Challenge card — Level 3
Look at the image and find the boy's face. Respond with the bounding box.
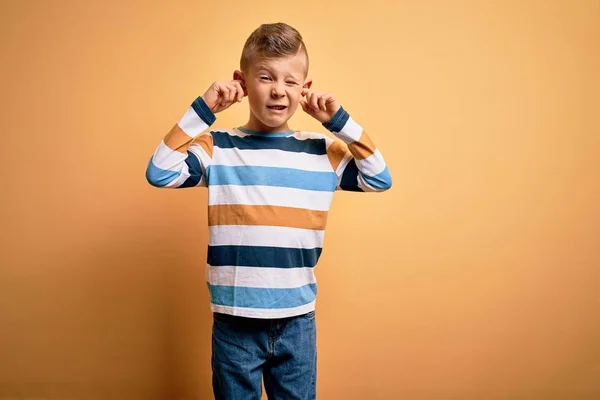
[234,52,312,132]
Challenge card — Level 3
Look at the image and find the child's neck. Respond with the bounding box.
[241,114,290,133]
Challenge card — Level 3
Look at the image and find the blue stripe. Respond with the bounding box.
[237,126,294,138]
[211,131,327,155]
[208,283,317,309]
[361,166,392,190]
[322,106,349,133]
[339,159,364,192]
[191,96,216,126]
[208,245,322,268]
[145,157,181,187]
[206,165,337,192]
[180,150,203,188]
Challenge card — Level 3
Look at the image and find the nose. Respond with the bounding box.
[271,82,285,98]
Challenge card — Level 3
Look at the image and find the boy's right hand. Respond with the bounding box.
[202,80,246,113]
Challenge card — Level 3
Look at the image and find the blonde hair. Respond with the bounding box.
[240,22,309,73]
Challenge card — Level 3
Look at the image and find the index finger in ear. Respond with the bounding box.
[301,88,310,97]
[233,81,245,101]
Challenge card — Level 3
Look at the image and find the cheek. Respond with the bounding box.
[247,90,264,110]
[287,90,301,105]
[248,86,267,102]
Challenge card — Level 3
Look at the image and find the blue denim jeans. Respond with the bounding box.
[211,310,317,400]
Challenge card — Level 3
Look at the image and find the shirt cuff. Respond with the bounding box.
[322,106,350,134]
[191,96,217,126]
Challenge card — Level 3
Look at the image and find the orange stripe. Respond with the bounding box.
[191,133,214,158]
[326,139,349,172]
[208,204,328,230]
[348,130,376,160]
[164,124,194,154]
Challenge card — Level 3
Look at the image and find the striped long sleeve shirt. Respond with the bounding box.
[146,96,392,318]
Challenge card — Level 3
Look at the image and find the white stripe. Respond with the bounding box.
[152,141,210,186]
[208,185,333,211]
[335,153,354,178]
[209,225,325,248]
[212,147,333,172]
[164,164,191,187]
[324,136,334,149]
[210,300,316,319]
[357,174,379,192]
[152,141,187,170]
[355,149,387,177]
[178,107,210,137]
[336,116,363,144]
[207,265,316,289]
[294,131,328,141]
[188,143,213,168]
[230,128,251,138]
[150,141,193,187]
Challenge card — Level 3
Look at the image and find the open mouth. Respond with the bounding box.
[267,105,287,111]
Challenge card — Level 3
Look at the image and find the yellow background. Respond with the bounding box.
[1,0,599,398]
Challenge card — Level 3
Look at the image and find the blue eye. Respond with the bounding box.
[260,76,271,81]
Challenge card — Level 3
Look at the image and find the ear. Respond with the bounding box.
[233,70,248,96]
[303,78,313,90]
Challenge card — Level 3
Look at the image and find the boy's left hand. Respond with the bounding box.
[300,88,341,124]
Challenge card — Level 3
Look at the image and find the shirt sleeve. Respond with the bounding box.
[145,96,216,189]
[324,106,392,192]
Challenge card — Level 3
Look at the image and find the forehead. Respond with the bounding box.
[250,53,307,77]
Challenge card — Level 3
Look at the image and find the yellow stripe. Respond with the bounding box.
[191,133,214,158]
[208,204,328,230]
[327,139,349,172]
[348,129,376,160]
[164,124,194,154]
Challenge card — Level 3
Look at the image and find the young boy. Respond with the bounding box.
[146,22,391,400]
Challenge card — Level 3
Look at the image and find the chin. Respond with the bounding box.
[262,115,291,127]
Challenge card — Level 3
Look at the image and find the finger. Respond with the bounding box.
[230,84,240,103]
[218,86,230,104]
[237,80,248,97]
[301,88,310,97]
[324,93,336,111]
[318,95,327,111]
[224,84,237,103]
[310,93,320,110]
[232,79,247,97]
[307,91,315,106]
[233,81,244,101]
[300,100,309,113]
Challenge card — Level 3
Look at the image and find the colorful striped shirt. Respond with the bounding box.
[146,96,392,318]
